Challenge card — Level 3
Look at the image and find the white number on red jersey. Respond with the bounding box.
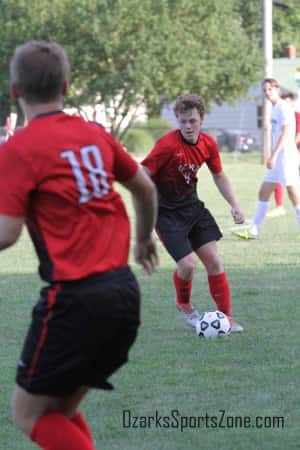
[61,145,109,203]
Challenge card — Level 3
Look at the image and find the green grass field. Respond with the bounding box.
[0,151,299,449]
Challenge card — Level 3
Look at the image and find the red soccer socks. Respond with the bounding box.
[30,413,94,450]
[208,272,231,317]
[173,271,192,307]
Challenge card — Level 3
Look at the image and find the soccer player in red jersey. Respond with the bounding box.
[142,94,244,332]
[0,41,158,450]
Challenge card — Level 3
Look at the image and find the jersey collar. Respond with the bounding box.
[33,110,64,120]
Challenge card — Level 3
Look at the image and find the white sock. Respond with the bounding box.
[294,204,300,225]
[250,201,270,235]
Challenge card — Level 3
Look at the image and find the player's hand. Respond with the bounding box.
[134,236,159,275]
[266,154,275,169]
[231,207,244,224]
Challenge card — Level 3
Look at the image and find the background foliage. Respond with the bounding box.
[0,0,298,136]
[238,0,300,57]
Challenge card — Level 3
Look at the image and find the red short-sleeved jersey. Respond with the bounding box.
[142,129,222,208]
[0,112,138,282]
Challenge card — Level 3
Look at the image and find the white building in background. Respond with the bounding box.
[200,87,261,135]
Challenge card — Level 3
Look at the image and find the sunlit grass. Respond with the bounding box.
[0,152,299,449]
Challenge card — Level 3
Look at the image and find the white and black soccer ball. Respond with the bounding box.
[195,310,231,338]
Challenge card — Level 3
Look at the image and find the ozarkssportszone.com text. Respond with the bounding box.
[122,409,284,431]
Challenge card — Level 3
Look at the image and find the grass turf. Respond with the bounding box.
[0,151,299,449]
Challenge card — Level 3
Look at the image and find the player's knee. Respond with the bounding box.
[11,404,35,436]
[205,258,223,275]
[177,260,196,278]
[286,186,298,203]
[258,190,267,201]
[11,387,42,436]
[258,184,271,201]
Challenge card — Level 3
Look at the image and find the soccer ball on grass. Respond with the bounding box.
[195,310,231,338]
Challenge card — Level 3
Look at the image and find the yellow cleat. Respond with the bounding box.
[231,229,258,240]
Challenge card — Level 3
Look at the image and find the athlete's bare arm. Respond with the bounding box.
[0,215,23,250]
[212,171,244,224]
[121,166,158,274]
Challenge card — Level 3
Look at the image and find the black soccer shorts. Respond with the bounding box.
[156,200,222,262]
[16,266,140,396]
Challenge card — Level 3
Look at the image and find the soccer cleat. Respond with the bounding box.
[176,304,200,328]
[266,206,286,218]
[229,320,244,333]
[231,229,258,240]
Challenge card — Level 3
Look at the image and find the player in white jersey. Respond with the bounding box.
[266,91,300,218]
[233,78,300,240]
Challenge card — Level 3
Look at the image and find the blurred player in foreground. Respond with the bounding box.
[233,79,300,240]
[0,41,158,450]
[142,93,244,332]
